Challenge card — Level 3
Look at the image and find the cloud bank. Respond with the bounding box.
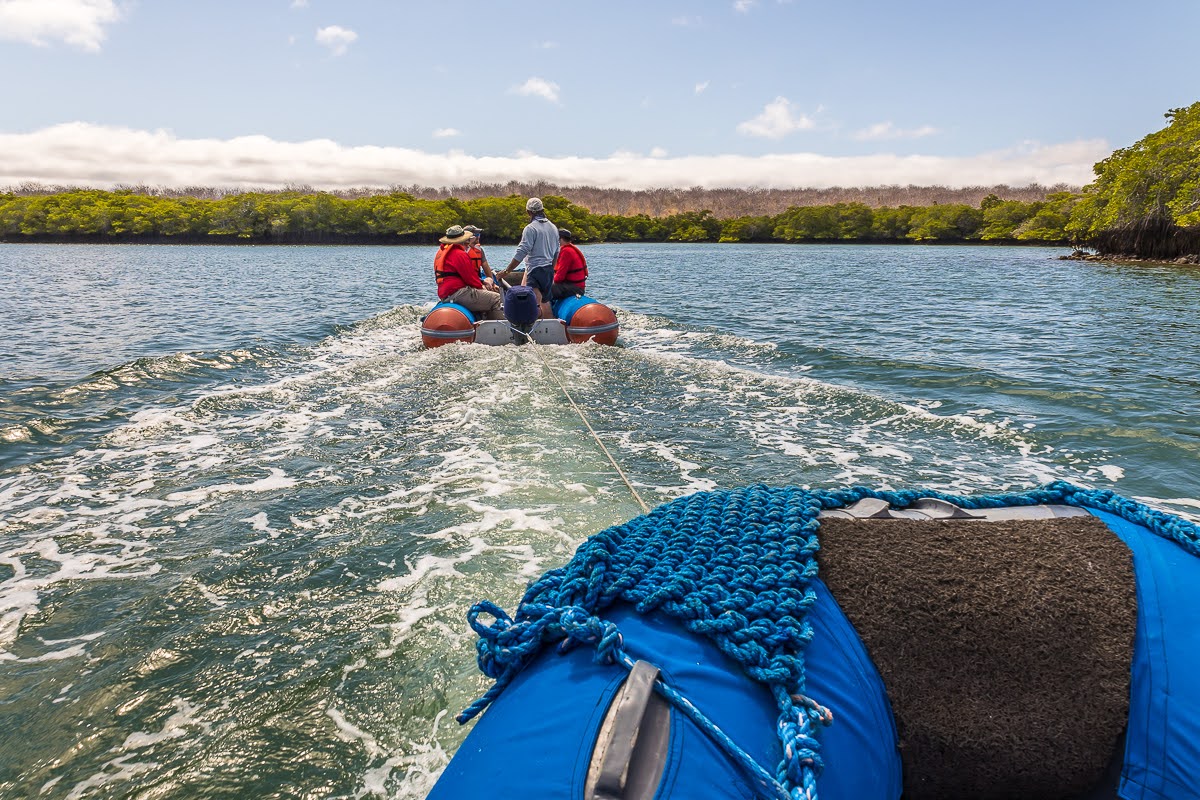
[0,123,1105,190]
[0,0,121,51]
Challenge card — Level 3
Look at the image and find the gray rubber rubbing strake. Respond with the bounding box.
[585,660,672,800]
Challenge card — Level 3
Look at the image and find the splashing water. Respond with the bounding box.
[2,242,1197,797]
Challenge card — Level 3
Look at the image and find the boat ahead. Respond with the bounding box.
[430,482,1200,800]
[420,292,619,348]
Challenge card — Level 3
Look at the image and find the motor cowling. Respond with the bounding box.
[503,286,540,333]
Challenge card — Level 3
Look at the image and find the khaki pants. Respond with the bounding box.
[447,286,503,320]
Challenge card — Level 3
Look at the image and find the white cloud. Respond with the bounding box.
[0,0,121,52]
[672,15,702,26]
[432,128,460,139]
[854,122,940,141]
[694,81,709,95]
[510,77,561,104]
[0,122,1105,190]
[315,25,356,56]
[538,41,558,49]
[290,0,308,7]
[737,97,815,139]
[735,0,791,10]
[649,147,669,158]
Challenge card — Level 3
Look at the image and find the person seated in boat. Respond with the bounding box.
[502,197,558,317]
[463,225,498,292]
[550,228,587,300]
[434,225,503,320]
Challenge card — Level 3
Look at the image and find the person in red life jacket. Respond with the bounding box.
[463,225,498,292]
[434,225,503,319]
[550,228,587,300]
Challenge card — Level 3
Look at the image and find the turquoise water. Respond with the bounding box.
[1,242,1197,798]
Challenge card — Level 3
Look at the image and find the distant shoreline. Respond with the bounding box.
[0,236,1071,248]
[0,183,1188,258]
[0,188,1076,247]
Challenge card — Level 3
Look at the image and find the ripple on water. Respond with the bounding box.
[2,243,1198,798]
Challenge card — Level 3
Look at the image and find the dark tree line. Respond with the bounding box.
[0,189,1075,246]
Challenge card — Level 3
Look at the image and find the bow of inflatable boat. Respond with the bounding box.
[431,483,1200,800]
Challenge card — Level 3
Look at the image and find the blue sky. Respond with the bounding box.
[0,0,1196,190]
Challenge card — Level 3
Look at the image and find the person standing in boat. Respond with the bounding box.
[463,225,498,291]
[434,225,503,319]
[550,228,587,300]
[501,197,558,316]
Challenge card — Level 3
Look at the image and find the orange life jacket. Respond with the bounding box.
[467,245,486,277]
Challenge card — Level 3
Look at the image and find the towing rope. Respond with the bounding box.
[530,342,651,515]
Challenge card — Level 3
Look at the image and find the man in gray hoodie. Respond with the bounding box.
[503,197,559,314]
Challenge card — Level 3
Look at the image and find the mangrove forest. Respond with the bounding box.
[1,102,1196,261]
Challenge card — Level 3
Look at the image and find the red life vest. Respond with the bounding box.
[434,243,469,298]
[555,243,588,286]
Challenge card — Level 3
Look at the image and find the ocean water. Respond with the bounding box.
[1,242,1197,798]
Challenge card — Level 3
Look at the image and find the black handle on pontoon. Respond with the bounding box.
[585,660,672,800]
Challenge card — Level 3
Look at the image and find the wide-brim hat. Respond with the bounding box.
[439,225,473,244]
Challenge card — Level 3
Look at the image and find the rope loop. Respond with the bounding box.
[550,607,625,665]
[466,600,513,640]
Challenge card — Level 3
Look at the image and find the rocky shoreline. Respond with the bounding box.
[1060,250,1200,266]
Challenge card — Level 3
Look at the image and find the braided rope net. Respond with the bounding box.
[458,481,1200,800]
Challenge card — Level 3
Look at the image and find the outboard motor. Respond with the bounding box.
[503,285,540,343]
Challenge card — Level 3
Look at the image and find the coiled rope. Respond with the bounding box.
[457,481,1200,800]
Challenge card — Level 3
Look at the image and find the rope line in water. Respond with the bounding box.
[457,481,1200,799]
[529,342,651,515]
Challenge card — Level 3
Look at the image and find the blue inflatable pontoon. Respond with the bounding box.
[429,483,1200,800]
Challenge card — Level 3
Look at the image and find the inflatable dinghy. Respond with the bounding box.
[420,290,619,348]
[429,482,1200,800]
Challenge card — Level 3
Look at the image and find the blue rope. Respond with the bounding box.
[457,481,1200,800]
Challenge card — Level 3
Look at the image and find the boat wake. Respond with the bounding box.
[1,300,1194,799]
